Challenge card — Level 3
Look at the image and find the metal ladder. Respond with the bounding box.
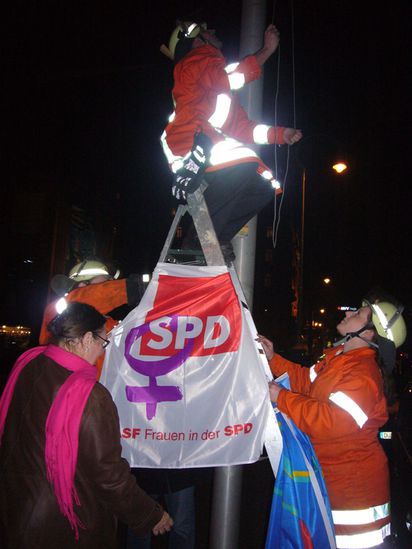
[158,182,226,267]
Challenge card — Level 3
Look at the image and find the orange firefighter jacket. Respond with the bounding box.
[39,279,128,378]
[270,346,391,547]
[161,44,286,188]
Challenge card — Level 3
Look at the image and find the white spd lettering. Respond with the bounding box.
[204,316,230,348]
[146,315,230,350]
[146,316,174,349]
[176,316,203,348]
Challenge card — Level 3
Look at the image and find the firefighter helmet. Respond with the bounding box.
[68,260,113,283]
[366,301,407,348]
[160,21,207,60]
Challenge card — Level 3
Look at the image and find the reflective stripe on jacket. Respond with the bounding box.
[269,346,390,546]
[334,522,390,548]
[333,504,390,548]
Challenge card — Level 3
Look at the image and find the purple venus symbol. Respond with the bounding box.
[124,315,194,420]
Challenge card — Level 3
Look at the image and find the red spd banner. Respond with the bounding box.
[100,263,273,468]
[139,273,241,357]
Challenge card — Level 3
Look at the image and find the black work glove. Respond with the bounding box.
[172,132,212,201]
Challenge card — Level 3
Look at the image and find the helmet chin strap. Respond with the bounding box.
[196,33,209,46]
[334,324,378,349]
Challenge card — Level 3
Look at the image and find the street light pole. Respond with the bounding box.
[297,158,346,339]
[210,2,266,548]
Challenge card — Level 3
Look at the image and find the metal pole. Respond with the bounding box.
[210,2,266,548]
[232,0,266,308]
[210,464,244,549]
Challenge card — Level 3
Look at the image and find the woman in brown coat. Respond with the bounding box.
[0,302,172,548]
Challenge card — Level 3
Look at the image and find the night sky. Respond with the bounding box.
[2,1,411,340]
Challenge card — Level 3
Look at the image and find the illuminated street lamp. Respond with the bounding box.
[332,162,348,174]
[323,277,331,285]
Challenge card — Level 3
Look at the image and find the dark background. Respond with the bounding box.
[1,0,411,346]
[1,3,411,547]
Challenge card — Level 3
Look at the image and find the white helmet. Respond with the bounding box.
[68,260,113,283]
[160,21,207,60]
[367,301,407,348]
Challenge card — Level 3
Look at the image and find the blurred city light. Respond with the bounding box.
[0,324,31,349]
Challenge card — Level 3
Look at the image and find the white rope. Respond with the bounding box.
[272,0,297,250]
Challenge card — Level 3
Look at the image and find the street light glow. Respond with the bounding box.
[323,277,331,285]
[332,162,348,174]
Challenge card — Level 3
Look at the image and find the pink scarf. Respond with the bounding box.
[0,344,96,540]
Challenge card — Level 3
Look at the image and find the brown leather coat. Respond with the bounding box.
[0,353,163,548]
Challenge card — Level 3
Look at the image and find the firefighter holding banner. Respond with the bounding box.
[258,297,407,548]
[160,20,302,261]
[40,259,145,378]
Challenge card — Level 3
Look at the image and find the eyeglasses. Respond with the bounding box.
[94,334,110,349]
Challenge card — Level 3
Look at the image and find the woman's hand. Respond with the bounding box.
[152,511,173,536]
[256,334,275,361]
[268,381,283,403]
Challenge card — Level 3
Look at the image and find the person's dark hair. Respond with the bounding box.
[174,35,196,64]
[47,302,106,344]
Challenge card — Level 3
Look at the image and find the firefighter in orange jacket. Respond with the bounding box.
[258,299,407,548]
[40,260,144,378]
[160,21,302,260]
